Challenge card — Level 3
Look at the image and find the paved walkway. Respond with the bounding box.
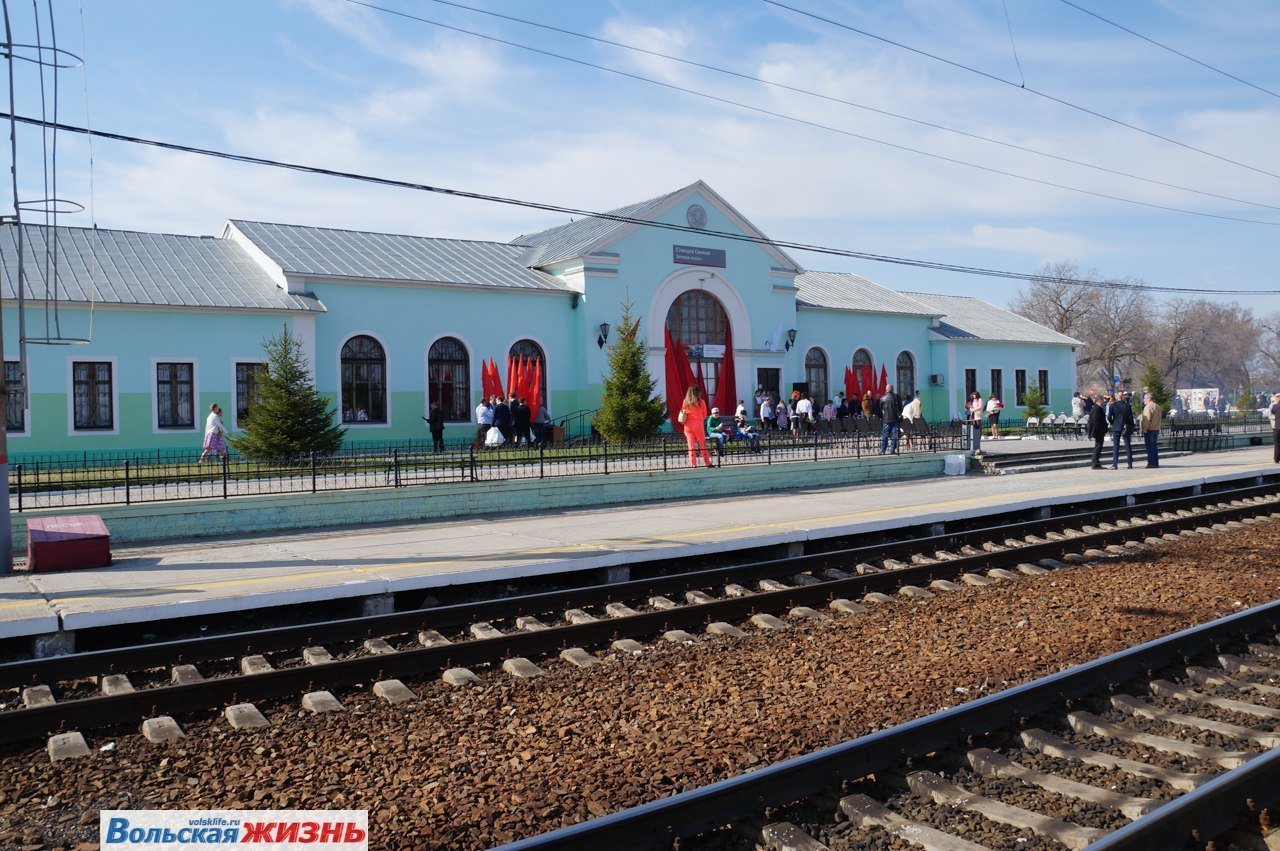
[1,445,1276,638]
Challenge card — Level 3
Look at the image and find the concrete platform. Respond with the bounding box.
[0,445,1276,641]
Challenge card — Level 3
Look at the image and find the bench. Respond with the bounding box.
[1167,422,1224,452]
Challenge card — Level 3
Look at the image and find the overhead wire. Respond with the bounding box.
[3,110,1277,296]
[338,2,1280,228]
[1000,0,1025,88]
[378,0,1280,214]
[1055,0,1280,100]
[760,0,1280,182]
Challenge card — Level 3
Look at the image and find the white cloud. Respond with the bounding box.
[941,224,1101,260]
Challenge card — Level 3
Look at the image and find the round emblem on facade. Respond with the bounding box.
[686,203,707,229]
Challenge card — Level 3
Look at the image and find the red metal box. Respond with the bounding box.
[26,515,112,573]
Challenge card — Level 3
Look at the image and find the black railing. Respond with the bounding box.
[10,421,966,511]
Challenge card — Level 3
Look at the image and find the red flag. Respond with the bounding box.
[712,323,736,415]
[664,328,698,428]
[488,358,501,399]
[879,364,889,397]
[504,356,514,397]
[529,358,543,420]
[843,365,855,402]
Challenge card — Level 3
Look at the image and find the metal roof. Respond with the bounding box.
[510,185,689,269]
[795,271,938,316]
[0,224,323,312]
[231,220,571,292]
[902,291,1083,346]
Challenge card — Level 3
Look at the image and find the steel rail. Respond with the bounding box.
[2,477,1274,690]
[1087,746,1280,850]
[0,495,1276,745]
[497,600,1280,850]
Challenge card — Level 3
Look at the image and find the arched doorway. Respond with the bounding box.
[666,290,728,399]
[509,338,547,407]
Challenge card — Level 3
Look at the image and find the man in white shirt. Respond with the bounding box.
[474,398,494,449]
[795,395,813,431]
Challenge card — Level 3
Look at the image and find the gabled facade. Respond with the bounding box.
[1,181,1079,455]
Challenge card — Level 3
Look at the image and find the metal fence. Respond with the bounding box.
[10,421,968,511]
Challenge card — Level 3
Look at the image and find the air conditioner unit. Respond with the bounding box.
[929,374,946,386]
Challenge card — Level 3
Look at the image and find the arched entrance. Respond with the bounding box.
[666,290,728,399]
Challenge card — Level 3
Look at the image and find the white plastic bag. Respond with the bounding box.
[944,454,966,476]
[484,427,506,448]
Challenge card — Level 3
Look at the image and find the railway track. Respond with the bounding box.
[5,479,1280,758]
[500,601,1280,851]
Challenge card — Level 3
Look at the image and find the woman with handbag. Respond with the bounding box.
[678,385,713,468]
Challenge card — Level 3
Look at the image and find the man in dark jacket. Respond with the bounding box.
[1086,396,1109,468]
[879,384,902,455]
[426,401,446,452]
[493,395,513,443]
[1270,393,1280,464]
[513,397,532,447]
[1108,390,1136,469]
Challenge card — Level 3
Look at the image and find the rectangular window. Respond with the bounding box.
[4,361,23,432]
[1038,369,1050,406]
[236,362,268,422]
[964,368,977,400]
[989,368,1003,403]
[1015,369,1027,406]
[156,362,194,428]
[73,361,113,430]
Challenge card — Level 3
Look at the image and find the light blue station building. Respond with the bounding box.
[1,181,1080,455]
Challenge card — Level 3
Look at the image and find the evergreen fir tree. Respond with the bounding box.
[1140,362,1172,413]
[231,324,346,458]
[1021,384,1046,421]
[593,301,666,442]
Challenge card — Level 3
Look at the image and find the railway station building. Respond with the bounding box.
[1,181,1080,455]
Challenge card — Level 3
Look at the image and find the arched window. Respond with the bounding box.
[804,347,828,403]
[666,290,728,398]
[851,348,872,371]
[341,335,386,423]
[428,337,470,422]
[509,339,547,409]
[896,350,916,399]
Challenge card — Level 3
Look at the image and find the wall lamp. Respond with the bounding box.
[597,322,610,348]
[784,328,798,351]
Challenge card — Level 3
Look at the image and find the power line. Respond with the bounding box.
[360,0,1280,214]
[337,2,1280,228]
[761,0,1280,182]
[4,111,1277,296]
[1056,0,1280,100]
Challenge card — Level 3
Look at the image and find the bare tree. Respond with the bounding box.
[1254,313,1280,390]
[1008,262,1153,389]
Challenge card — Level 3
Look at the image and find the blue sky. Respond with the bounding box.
[7,0,1280,310]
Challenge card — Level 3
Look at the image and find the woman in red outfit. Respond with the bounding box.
[678,385,713,468]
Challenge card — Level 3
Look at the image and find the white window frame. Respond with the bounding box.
[66,356,119,436]
[336,330,392,429]
[3,359,30,437]
[229,358,268,433]
[151,358,200,434]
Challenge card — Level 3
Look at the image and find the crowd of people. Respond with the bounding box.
[470,395,551,450]
[671,384,924,467]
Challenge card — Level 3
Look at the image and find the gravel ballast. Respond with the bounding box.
[4,521,1280,849]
